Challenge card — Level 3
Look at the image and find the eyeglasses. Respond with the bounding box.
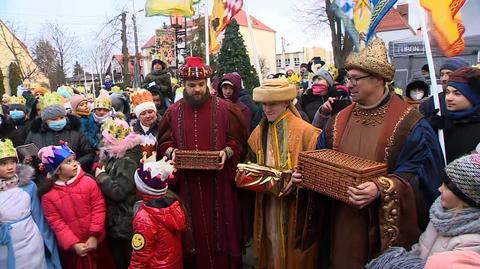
[345,75,370,86]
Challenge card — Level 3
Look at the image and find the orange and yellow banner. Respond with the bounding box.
[209,0,243,54]
[420,0,466,57]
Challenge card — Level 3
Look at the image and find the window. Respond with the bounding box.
[285,58,291,66]
[294,57,300,66]
[276,59,282,68]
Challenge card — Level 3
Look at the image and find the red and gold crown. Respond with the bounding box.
[178,56,213,80]
[130,89,154,106]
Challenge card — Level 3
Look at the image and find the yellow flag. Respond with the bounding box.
[353,0,372,36]
[209,0,226,53]
[145,0,194,17]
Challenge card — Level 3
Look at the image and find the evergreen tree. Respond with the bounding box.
[215,19,259,91]
[0,68,5,96]
[73,61,84,78]
[8,62,23,93]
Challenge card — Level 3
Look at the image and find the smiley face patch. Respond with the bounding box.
[131,233,145,251]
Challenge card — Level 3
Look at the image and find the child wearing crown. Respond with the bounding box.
[38,143,107,269]
[95,118,143,269]
[0,139,62,269]
[129,154,186,269]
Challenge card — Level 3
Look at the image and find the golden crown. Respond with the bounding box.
[94,96,112,110]
[101,118,130,140]
[130,89,154,107]
[6,96,26,106]
[111,86,122,93]
[39,92,64,110]
[0,139,17,160]
[324,65,339,81]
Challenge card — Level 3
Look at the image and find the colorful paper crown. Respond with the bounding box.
[57,86,74,98]
[345,38,395,82]
[0,139,17,160]
[130,89,157,116]
[315,65,339,86]
[38,143,74,176]
[101,118,131,140]
[32,86,50,96]
[134,157,174,196]
[39,92,64,110]
[110,86,122,93]
[287,73,301,86]
[178,56,213,80]
[6,95,26,106]
[94,91,112,110]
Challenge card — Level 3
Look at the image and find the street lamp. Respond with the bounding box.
[170,15,187,70]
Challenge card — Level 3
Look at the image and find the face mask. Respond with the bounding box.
[312,84,329,95]
[47,118,67,131]
[9,110,25,121]
[410,89,425,101]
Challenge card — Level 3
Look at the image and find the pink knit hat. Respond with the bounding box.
[70,94,87,111]
[425,251,480,269]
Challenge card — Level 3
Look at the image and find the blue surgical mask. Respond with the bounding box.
[9,110,25,121]
[47,118,67,131]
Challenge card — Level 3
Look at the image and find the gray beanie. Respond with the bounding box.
[444,153,480,207]
[41,104,67,121]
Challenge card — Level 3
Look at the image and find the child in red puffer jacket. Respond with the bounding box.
[129,155,186,269]
[38,143,106,269]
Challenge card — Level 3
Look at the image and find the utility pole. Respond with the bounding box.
[281,37,286,71]
[132,13,140,88]
[121,12,131,87]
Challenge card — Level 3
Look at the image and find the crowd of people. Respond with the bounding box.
[0,37,480,269]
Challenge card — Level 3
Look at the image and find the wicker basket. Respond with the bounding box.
[175,150,221,170]
[298,149,387,205]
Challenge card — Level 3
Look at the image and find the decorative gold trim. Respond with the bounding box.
[383,106,413,163]
[377,176,399,249]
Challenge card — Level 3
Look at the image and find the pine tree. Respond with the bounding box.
[8,62,23,94]
[215,19,259,91]
[0,68,5,96]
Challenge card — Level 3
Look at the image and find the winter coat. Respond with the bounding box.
[238,89,262,131]
[443,108,480,163]
[129,199,186,269]
[218,74,252,131]
[410,222,480,259]
[0,114,23,147]
[97,145,142,240]
[133,118,160,137]
[79,114,101,149]
[142,70,173,101]
[41,168,106,250]
[25,114,95,172]
[300,88,331,122]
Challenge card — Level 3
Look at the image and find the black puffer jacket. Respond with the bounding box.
[25,114,95,172]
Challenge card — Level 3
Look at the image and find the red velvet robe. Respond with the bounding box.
[157,96,248,269]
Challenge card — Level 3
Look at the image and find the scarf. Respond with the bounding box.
[0,175,19,191]
[102,131,142,158]
[93,112,110,124]
[75,110,91,117]
[447,104,480,120]
[429,197,480,237]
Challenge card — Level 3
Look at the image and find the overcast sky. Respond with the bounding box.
[0,0,330,69]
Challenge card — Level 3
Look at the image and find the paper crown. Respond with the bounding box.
[39,92,64,110]
[135,156,174,196]
[32,86,50,96]
[0,139,17,160]
[287,73,301,86]
[345,38,395,82]
[94,90,112,110]
[178,56,213,80]
[38,143,74,176]
[110,86,122,93]
[130,89,157,116]
[57,86,74,98]
[6,95,26,106]
[315,65,339,86]
[101,118,131,140]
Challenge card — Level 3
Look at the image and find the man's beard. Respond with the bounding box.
[183,90,211,108]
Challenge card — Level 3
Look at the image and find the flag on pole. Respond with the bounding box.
[330,0,361,51]
[420,0,466,57]
[145,0,194,17]
[366,0,398,43]
[353,0,372,37]
[209,0,243,53]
